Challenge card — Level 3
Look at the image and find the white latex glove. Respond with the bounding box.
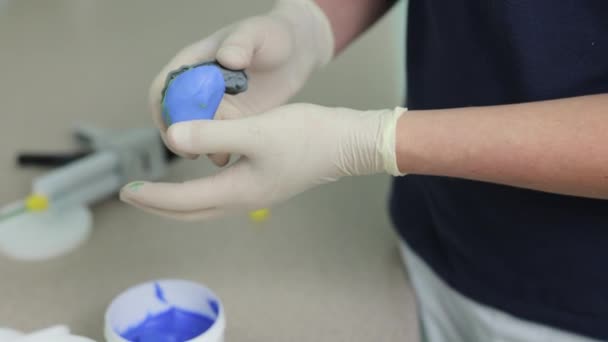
[149,0,334,164]
[120,104,406,220]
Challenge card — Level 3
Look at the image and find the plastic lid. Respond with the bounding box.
[0,326,96,341]
[0,203,92,261]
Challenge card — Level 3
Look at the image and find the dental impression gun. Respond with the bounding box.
[0,125,174,261]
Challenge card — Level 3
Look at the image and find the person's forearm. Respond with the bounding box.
[396,93,608,199]
[314,0,396,54]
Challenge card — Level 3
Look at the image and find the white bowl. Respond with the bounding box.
[104,279,225,342]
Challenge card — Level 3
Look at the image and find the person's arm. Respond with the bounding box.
[396,93,608,199]
[121,90,608,220]
[315,0,397,54]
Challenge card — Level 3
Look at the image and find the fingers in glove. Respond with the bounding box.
[120,160,253,213]
[206,99,245,166]
[160,130,199,160]
[217,17,291,70]
[207,153,230,167]
[166,119,258,156]
[120,194,226,221]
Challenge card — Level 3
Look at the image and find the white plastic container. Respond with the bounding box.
[0,325,96,342]
[104,279,225,342]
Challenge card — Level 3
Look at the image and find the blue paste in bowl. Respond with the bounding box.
[121,307,215,342]
[105,280,224,342]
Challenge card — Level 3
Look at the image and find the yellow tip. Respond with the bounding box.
[249,208,270,222]
[25,194,49,212]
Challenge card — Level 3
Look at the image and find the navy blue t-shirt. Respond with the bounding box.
[391,0,608,339]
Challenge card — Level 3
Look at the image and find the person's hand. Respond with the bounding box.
[149,0,334,165]
[120,103,406,220]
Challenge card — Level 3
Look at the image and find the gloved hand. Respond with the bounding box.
[120,103,406,220]
[149,0,334,164]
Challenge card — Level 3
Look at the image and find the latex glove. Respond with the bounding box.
[120,103,406,220]
[149,0,334,164]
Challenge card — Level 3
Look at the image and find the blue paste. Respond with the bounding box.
[208,299,219,316]
[120,283,216,342]
[154,282,167,303]
[162,65,226,126]
[120,308,214,342]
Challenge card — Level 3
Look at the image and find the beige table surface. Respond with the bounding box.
[0,1,417,341]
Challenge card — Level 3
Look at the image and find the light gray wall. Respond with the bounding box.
[297,1,406,109]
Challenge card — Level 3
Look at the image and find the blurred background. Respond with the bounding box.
[0,1,416,341]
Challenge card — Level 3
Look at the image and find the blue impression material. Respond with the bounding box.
[120,283,216,342]
[162,64,226,126]
[154,282,167,303]
[120,308,215,342]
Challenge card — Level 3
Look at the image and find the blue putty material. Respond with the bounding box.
[120,308,214,342]
[209,299,219,316]
[154,282,167,303]
[162,65,226,126]
[120,283,217,342]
